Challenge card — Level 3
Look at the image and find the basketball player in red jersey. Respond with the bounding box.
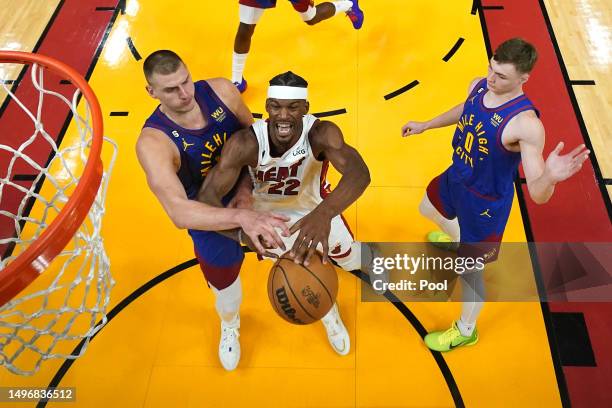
[199,71,381,367]
[401,38,590,352]
[231,0,364,92]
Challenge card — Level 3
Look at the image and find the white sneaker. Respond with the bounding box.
[219,317,240,371]
[321,303,350,356]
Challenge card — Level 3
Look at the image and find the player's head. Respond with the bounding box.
[143,50,196,113]
[488,38,538,93]
[266,71,310,147]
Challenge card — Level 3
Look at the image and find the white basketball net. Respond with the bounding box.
[0,62,116,375]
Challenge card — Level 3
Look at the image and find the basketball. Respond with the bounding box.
[267,253,338,325]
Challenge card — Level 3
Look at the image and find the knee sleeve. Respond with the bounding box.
[211,276,243,317]
[299,5,317,21]
[239,4,264,24]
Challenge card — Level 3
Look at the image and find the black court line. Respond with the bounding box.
[41,257,464,408]
[11,174,37,182]
[95,7,116,11]
[443,38,465,62]
[110,111,129,116]
[59,79,71,85]
[470,0,478,15]
[118,0,126,15]
[604,179,612,185]
[313,108,347,118]
[482,5,504,10]
[38,259,199,408]
[570,80,596,86]
[1,79,15,85]
[477,2,572,406]
[348,269,465,407]
[252,112,263,119]
[384,80,419,100]
[126,37,142,61]
[538,0,612,221]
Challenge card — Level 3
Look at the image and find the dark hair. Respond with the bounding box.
[269,71,308,88]
[493,38,538,74]
[143,50,184,82]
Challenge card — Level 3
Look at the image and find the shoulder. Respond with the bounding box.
[136,127,180,170]
[468,77,485,94]
[207,77,241,104]
[309,119,344,148]
[137,126,174,153]
[506,109,544,145]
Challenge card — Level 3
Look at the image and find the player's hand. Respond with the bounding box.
[238,210,290,255]
[239,229,279,259]
[401,121,428,137]
[544,142,590,183]
[288,208,332,266]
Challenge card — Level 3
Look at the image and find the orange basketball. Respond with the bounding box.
[267,253,338,325]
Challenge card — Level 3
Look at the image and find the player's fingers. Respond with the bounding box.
[303,244,318,267]
[293,234,311,264]
[264,228,286,251]
[268,212,291,222]
[552,141,564,155]
[289,218,304,235]
[289,230,307,257]
[568,144,587,158]
[270,218,291,237]
[321,240,330,265]
[251,237,266,255]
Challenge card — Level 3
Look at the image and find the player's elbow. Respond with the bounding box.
[527,184,552,205]
[167,210,189,230]
[530,194,551,205]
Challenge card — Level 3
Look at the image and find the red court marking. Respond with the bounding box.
[0,1,118,259]
[482,1,612,407]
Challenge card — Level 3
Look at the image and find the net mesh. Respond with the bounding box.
[0,61,116,375]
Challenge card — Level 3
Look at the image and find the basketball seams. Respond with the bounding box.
[269,263,284,318]
[279,261,317,322]
[299,259,336,306]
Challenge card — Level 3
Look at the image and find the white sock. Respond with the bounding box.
[232,52,248,84]
[457,318,475,337]
[333,1,353,15]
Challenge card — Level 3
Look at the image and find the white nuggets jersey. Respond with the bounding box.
[249,114,329,217]
[248,114,356,260]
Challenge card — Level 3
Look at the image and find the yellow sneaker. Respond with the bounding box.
[426,230,459,252]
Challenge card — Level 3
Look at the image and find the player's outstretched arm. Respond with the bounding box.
[401,77,482,137]
[517,114,590,204]
[289,121,370,265]
[197,130,291,254]
[136,127,258,231]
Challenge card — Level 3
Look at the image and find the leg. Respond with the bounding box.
[457,267,485,336]
[293,1,363,29]
[233,4,265,90]
[192,231,244,370]
[419,193,460,242]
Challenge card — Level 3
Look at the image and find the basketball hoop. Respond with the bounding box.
[0,51,116,375]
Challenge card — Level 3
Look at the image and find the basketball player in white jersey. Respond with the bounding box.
[198,71,378,368]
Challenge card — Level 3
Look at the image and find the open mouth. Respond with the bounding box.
[276,122,293,137]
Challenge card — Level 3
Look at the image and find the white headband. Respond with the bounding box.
[267,85,308,100]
